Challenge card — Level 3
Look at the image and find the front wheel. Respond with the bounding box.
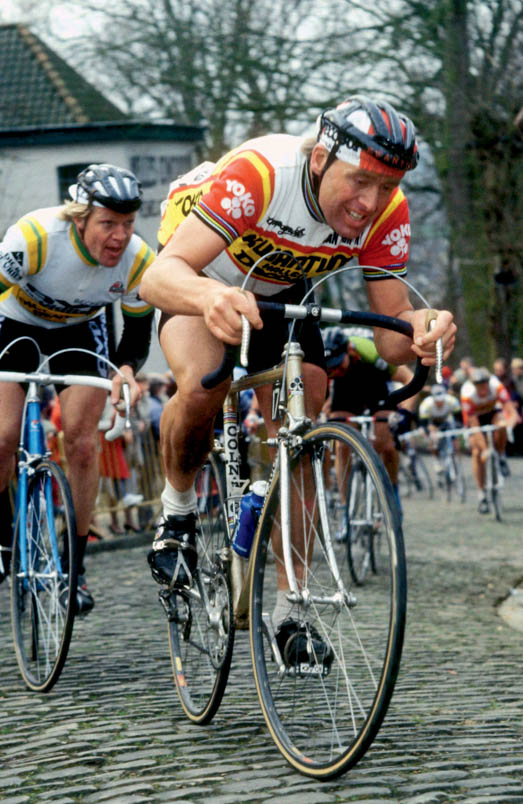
[346,462,373,585]
[10,460,77,693]
[249,422,406,779]
[167,451,234,724]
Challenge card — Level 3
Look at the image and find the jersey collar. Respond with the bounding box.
[70,222,99,266]
[302,161,326,224]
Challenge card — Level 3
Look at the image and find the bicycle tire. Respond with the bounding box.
[490,455,502,522]
[250,422,406,779]
[414,453,434,499]
[10,459,77,693]
[345,462,373,585]
[167,451,235,723]
[452,454,466,503]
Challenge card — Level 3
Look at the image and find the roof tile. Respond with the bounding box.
[0,23,128,128]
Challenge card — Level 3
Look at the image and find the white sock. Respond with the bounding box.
[272,588,300,629]
[161,480,197,518]
[477,489,486,501]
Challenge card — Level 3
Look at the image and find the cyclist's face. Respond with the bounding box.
[74,207,136,266]
[474,381,490,398]
[310,146,401,239]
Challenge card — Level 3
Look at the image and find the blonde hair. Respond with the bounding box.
[301,136,319,158]
[58,201,91,222]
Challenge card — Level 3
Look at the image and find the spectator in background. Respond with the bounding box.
[493,357,516,397]
[450,356,474,395]
[147,375,168,441]
[509,357,523,455]
[510,358,523,405]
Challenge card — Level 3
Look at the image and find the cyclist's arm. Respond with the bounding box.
[499,398,522,429]
[139,214,262,343]
[366,277,455,366]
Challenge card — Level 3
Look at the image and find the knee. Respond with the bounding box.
[0,431,19,461]
[63,430,99,468]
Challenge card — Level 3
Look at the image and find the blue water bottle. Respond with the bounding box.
[232,480,268,558]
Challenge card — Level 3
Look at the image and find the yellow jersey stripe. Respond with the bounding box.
[364,188,405,245]
[18,217,48,274]
[127,243,154,292]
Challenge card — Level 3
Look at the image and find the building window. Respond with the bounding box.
[57,163,90,203]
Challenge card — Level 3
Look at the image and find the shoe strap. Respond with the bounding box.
[153,536,196,554]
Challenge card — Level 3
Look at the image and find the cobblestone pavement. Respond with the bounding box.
[1,457,522,803]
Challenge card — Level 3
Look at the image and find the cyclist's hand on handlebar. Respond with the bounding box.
[203,287,262,344]
[111,364,141,408]
[411,308,456,365]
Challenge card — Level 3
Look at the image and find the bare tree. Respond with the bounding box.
[15,0,522,360]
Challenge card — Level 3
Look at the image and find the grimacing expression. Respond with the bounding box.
[310,146,401,240]
[74,207,136,266]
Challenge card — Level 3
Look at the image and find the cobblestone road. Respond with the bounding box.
[1,458,522,803]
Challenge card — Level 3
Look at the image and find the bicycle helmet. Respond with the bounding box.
[69,164,143,213]
[431,384,446,398]
[470,366,491,384]
[317,95,419,176]
[323,327,349,369]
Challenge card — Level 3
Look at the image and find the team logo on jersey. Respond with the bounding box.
[381,224,410,258]
[220,180,256,219]
[0,251,23,280]
[108,281,125,294]
[266,217,305,238]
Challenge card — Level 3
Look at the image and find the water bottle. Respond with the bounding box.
[232,480,268,558]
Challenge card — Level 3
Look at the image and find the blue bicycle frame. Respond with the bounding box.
[15,381,63,586]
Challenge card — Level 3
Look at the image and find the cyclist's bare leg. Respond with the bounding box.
[159,314,231,493]
[468,432,487,491]
[375,420,398,484]
[59,385,107,536]
[0,382,25,493]
[256,364,327,592]
[492,412,507,454]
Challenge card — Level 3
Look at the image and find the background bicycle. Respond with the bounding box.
[397,427,434,500]
[0,342,130,692]
[464,423,511,522]
[432,426,466,503]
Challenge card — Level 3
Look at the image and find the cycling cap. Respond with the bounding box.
[470,366,490,384]
[69,164,143,213]
[431,384,446,397]
[318,96,419,176]
[323,327,349,369]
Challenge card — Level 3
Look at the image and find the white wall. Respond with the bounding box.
[0,137,196,245]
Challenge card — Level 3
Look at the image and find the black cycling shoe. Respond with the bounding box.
[0,548,11,585]
[148,513,199,587]
[76,575,95,615]
[499,457,510,478]
[275,617,333,676]
[59,574,95,615]
[478,497,490,515]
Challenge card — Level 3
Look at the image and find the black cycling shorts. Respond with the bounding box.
[157,279,327,375]
[0,314,111,378]
[248,281,326,373]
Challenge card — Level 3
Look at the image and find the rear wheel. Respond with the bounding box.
[250,422,406,779]
[11,460,77,693]
[167,452,234,723]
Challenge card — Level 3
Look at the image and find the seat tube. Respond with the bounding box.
[284,341,306,421]
[279,341,306,597]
